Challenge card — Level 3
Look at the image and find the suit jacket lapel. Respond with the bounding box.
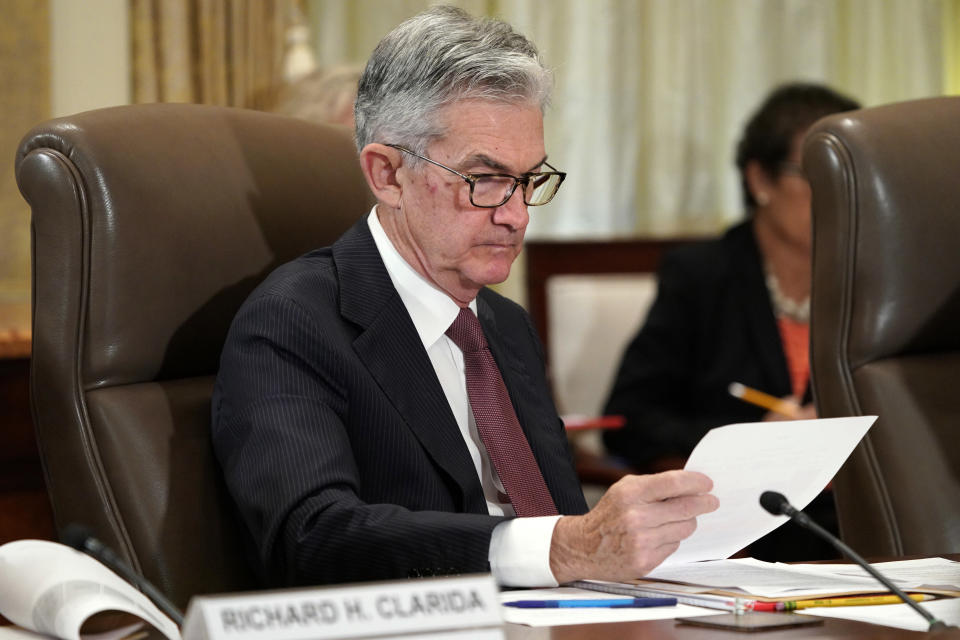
[333,221,487,513]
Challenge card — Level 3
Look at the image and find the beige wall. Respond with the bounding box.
[0,0,129,332]
[50,0,130,118]
[0,1,50,330]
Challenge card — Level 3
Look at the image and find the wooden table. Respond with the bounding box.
[0,620,948,638]
[0,617,947,638]
[503,616,955,638]
[503,555,960,638]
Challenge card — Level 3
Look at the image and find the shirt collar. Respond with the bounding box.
[367,206,477,350]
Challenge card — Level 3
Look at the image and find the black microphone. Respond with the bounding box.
[759,491,950,632]
[62,523,184,627]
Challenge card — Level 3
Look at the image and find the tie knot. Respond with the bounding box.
[446,308,487,354]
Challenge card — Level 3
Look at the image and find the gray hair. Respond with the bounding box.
[354,5,551,153]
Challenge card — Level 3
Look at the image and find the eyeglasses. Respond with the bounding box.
[386,144,566,208]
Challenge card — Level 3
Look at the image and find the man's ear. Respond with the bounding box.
[359,144,403,209]
[745,159,773,208]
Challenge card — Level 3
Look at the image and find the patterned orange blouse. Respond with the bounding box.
[776,316,809,399]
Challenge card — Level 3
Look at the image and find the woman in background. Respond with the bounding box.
[603,82,859,561]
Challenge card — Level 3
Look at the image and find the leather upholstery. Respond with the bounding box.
[15,103,373,607]
[804,96,960,557]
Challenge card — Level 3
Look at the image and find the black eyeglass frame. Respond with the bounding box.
[385,143,566,208]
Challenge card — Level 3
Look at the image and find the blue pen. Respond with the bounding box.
[504,597,677,609]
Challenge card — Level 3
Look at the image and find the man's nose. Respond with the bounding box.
[492,186,529,231]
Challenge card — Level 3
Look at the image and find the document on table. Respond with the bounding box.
[579,558,960,608]
[499,587,718,627]
[665,415,876,565]
[0,629,47,640]
[800,597,960,632]
[646,557,918,599]
[0,539,181,640]
[788,557,960,591]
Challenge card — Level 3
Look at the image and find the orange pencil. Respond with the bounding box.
[728,382,800,418]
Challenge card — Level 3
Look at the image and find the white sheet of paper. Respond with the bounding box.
[0,629,47,640]
[646,558,914,598]
[788,557,960,590]
[0,540,180,640]
[800,597,960,632]
[666,416,876,565]
[499,587,718,627]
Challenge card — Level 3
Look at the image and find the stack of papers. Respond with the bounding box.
[536,417,959,631]
[571,558,960,631]
[786,557,960,593]
[585,557,960,602]
[646,557,960,600]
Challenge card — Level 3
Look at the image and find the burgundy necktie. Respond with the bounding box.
[446,308,558,517]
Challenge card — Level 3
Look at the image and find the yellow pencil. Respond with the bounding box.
[728,382,800,418]
[781,594,934,610]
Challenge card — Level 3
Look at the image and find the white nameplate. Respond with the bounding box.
[181,573,502,640]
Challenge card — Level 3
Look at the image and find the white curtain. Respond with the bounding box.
[306,0,947,238]
[511,0,945,238]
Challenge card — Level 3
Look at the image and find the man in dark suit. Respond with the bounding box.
[212,5,717,588]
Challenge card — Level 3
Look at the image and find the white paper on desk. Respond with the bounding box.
[0,628,48,640]
[801,597,960,632]
[499,587,718,627]
[646,557,911,598]
[792,557,960,591]
[665,415,875,565]
[0,539,181,640]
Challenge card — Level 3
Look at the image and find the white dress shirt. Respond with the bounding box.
[367,207,561,586]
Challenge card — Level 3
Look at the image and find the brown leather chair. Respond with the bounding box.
[804,96,960,557]
[15,103,373,607]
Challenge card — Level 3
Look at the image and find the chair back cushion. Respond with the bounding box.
[805,96,960,556]
[16,103,373,606]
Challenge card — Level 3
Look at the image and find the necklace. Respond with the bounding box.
[764,267,810,323]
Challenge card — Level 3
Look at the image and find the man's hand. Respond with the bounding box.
[549,470,718,584]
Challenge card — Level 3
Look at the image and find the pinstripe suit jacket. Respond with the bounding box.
[212,219,587,586]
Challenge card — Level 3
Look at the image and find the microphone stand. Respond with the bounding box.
[63,524,185,627]
[760,491,950,632]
